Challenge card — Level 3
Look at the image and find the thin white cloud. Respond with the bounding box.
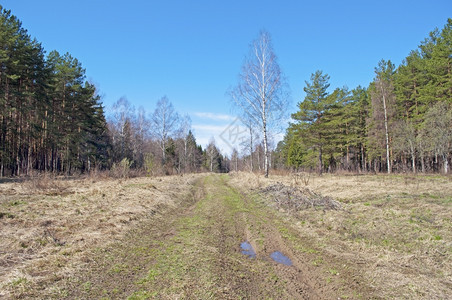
[192,124,227,132]
[192,120,251,156]
[193,112,235,121]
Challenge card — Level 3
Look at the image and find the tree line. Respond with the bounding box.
[107,96,230,175]
[2,5,450,177]
[0,7,110,176]
[0,6,229,177]
[276,19,452,174]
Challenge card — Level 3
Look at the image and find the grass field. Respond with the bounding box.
[230,172,452,299]
[1,172,451,299]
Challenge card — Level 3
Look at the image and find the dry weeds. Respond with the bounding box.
[260,182,342,211]
[229,171,452,299]
[0,173,201,298]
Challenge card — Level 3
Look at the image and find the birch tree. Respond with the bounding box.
[177,114,192,173]
[151,96,179,163]
[422,102,452,174]
[369,60,396,173]
[392,120,417,172]
[110,97,135,162]
[206,138,220,172]
[230,30,288,177]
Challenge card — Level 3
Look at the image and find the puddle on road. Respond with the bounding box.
[270,251,293,266]
[240,241,256,259]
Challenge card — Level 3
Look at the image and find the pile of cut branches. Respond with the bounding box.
[260,182,341,211]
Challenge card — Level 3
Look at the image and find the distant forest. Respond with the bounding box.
[0,5,451,176]
[274,19,452,174]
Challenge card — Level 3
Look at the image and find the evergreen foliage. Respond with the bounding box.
[0,6,109,176]
[280,19,452,173]
[2,5,450,176]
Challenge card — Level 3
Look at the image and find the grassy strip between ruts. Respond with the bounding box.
[126,174,292,299]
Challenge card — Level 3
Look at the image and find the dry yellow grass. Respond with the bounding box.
[0,173,201,298]
[229,171,452,299]
[1,171,451,299]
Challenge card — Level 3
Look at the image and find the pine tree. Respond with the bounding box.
[291,70,334,174]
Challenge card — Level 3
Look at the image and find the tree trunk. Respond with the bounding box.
[410,143,416,173]
[269,152,272,169]
[257,148,261,171]
[420,153,425,173]
[184,139,188,173]
[346,146,350,171]
[443,154,449,174]
[382,92,391,174]
[162,139,166,163]
[249,126,253,172]
[360,144,365,173]
[263,121,269,178]
[318,146,323,175]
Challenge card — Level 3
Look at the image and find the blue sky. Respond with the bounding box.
[2,0,451,153]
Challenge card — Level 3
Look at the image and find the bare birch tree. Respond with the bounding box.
[422,101,452,174]
[151,96,179,163]
[111,97,135,162]
[177,114,192,173]
[231,148,239,172]
[229,30,288,177]
[206,137,219,172]
[239,117,257,172]
[370,60,396,173]
[392,120,417,172]
[133,106,150,167]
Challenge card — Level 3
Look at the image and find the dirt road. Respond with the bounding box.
[5,173,450,299]
[38,174,356,299]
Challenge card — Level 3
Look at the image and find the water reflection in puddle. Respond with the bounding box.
[270,251,293,266]
[240,241,256,259]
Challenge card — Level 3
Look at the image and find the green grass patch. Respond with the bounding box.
[128,290,157,300]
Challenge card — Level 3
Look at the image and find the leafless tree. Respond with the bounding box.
[133,106,150,167]
[231,148,239,172]
[239,117,258,172]
[206,137,219,172]
[110,97,135,161]
[151,96,179,163]
[229,30,288,177]
[421,102,452,174]
[111,97,134,144]
[375,80,392,173]
[392,120,417,172]
[369,60,396,173]
[176,114,192,173]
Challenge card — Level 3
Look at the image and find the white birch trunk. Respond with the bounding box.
[382,91,391,174]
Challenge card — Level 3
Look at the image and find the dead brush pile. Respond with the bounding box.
[260,182,342,211]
